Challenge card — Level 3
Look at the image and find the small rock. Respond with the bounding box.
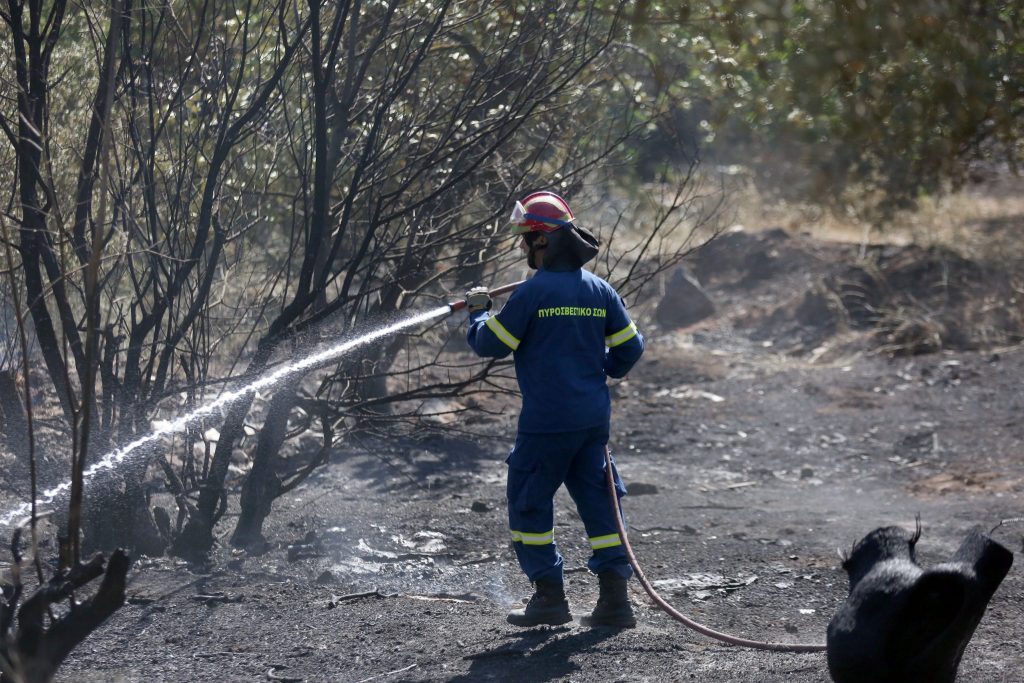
[470,501,491,513]
[655,267,715,329]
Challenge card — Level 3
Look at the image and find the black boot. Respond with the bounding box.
[581,572,636,628]
[506,579,572,627]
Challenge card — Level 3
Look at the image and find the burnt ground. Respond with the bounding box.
[56,227,1024,682]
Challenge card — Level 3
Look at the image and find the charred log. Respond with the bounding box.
[0,532,131,683]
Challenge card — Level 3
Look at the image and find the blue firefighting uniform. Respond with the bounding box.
[467,268,644,584]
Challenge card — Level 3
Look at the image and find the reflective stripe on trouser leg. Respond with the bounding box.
[510,529,554,546]
[508,524,562,583]
[588,533,622,550]
[509,526,561,584]
[563,435,632,579]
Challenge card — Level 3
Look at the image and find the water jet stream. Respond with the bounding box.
[1,306,453,528]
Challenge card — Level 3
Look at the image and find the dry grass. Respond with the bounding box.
[727,175,1024,264]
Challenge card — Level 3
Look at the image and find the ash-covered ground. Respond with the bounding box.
[57,227,1024,682]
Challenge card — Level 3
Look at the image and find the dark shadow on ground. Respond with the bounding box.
[338,433,497,494]
[450,626,621,682]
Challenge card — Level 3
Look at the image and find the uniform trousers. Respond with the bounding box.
[505,425,632,584]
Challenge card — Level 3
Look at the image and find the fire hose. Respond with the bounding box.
[604,446,827,652]
[451,281,826,652]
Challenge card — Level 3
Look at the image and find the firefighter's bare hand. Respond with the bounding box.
[464,287,492,313]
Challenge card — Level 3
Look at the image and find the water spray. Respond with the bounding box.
[1,280,527,529]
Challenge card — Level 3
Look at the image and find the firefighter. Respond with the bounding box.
[465,191,645,628]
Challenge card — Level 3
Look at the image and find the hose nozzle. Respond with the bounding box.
[448,280,526,313]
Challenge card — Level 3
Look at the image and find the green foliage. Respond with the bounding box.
[626,1,1024,220]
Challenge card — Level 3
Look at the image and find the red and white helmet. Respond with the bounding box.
[509,191,576,234]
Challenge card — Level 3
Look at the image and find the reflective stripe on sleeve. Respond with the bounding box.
[510,529,554,546]
[605,322,638,348]
[589,533,622,550]
[485,315,521,350]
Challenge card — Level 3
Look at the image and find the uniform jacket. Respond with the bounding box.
[467,268,644,433]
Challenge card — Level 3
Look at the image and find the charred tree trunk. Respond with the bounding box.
[170,344,276,561]
[16,149,77,430]
[228,2,345,550]
[8,0,80,428]
[229,388,296,550]
[163,12,314,562]
[170,397,251,561]
[0,370,28,457]
[0,533,131,683]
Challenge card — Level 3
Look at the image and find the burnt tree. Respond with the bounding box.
[1,0,717,563]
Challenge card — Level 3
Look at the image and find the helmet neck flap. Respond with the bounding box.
[527,224,600,272]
